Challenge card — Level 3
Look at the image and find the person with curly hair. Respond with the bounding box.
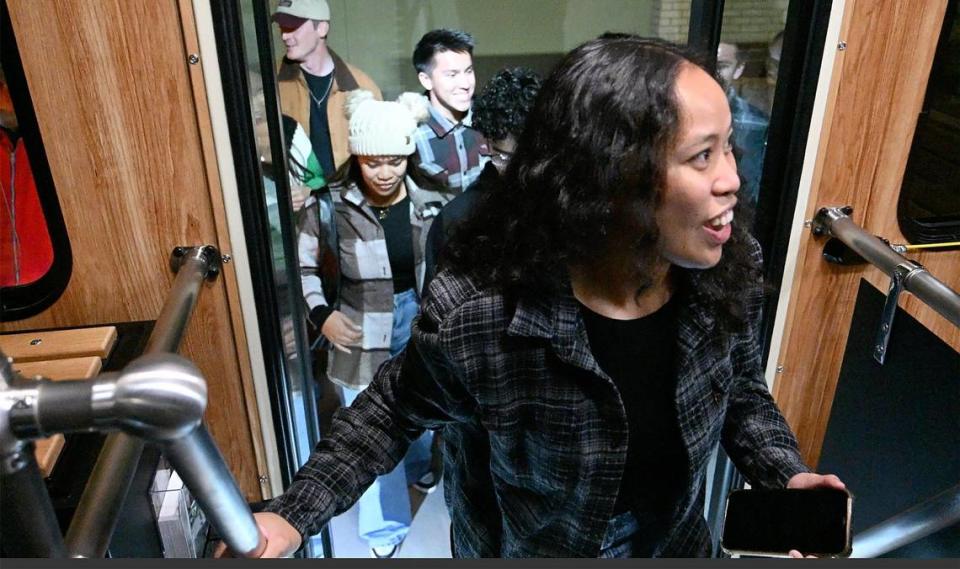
[228,35,844,558]
[423,66,542,285]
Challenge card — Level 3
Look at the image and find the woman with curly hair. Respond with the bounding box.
[237,35,844,558]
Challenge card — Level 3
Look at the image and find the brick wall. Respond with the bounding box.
[653,0,788,45]
[653,0,691,44]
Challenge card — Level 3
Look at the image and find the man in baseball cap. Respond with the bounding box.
[273,0,381,177]
[271,0,330,28]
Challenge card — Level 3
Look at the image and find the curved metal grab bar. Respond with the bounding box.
[851,484,960,558]
[1,351,264,557]
[0,245,263,558]
[812,207,960,329]
[64,245,223,557]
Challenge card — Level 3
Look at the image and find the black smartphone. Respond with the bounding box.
[720,487,853,557]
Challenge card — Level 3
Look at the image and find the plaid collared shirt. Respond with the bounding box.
[413,103,490,193]
[267,240,809,557]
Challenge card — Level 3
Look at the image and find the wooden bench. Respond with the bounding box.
[1,326,118,476]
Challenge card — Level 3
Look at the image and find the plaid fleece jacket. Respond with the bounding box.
[298,176,443,389]
[267,239,809,556]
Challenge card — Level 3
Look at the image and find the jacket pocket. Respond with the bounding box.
[340,238,390,281]
[361,311,393,350]
[487,398,588,496]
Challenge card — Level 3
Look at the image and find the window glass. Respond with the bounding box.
[718,0,790,206]
[240,0,321,485]
[897,0,960,243]
[327,0,656,99]
[271,1,671,98]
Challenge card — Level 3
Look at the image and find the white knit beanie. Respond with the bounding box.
[345,90,430,156]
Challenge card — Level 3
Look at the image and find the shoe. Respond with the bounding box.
[370,543,400,558]
[413,471,440,494]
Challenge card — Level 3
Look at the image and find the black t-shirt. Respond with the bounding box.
[372,195,416,293]
[304,70,335,177]
[579,295,688,536]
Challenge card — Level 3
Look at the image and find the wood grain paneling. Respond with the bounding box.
[0,326,116,362]
[0,0,263,499]
[14,355,103,380]
[175,0,271,499]
[773,0,955,468]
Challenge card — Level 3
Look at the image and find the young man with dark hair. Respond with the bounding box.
[273,0,381,177]
[411,29,489,194]
[423,67,542,284]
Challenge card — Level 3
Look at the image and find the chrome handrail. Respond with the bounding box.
[812,207,960,329]
[146,246,222,354]
[0,356,68,558]
[0,245,263,558]
[65,246,222,558]
[851,484,960,558]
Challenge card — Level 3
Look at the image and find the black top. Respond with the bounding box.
[423,161,500,287]
[579,295,687,537]
[304,70,335,177]
[373,195,416,293]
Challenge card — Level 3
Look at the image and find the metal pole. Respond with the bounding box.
[0,355,67,557]
[851,484,960,558]
[145,246,221,355]
[65,246,219,558]
[63,432,144,557]
[1,446,69,557]
[163,428,265,557]
[813,208,960,328]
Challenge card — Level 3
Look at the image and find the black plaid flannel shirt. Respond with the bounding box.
[265,239,809,557]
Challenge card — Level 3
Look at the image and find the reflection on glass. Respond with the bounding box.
[718,1,788,206]
[897,0,960,243]
[240,0,321,494]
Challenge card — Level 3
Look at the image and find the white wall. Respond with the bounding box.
[317,0,656,98]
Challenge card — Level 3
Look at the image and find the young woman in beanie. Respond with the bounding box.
[295,89,447,558]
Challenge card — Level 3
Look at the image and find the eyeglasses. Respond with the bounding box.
[489,150,513,166]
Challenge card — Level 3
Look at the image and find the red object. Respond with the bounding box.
[1,128,54,287]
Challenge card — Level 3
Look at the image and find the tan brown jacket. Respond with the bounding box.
[277,50,382,170]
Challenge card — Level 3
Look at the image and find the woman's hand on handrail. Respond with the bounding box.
[215,512,301,558]
[321,311,363,354]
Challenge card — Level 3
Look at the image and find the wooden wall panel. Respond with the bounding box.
[0,0,264,499]
[773,0,955,468]
[174,0,270,498]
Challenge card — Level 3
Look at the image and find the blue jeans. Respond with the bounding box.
[338,288,433,548]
